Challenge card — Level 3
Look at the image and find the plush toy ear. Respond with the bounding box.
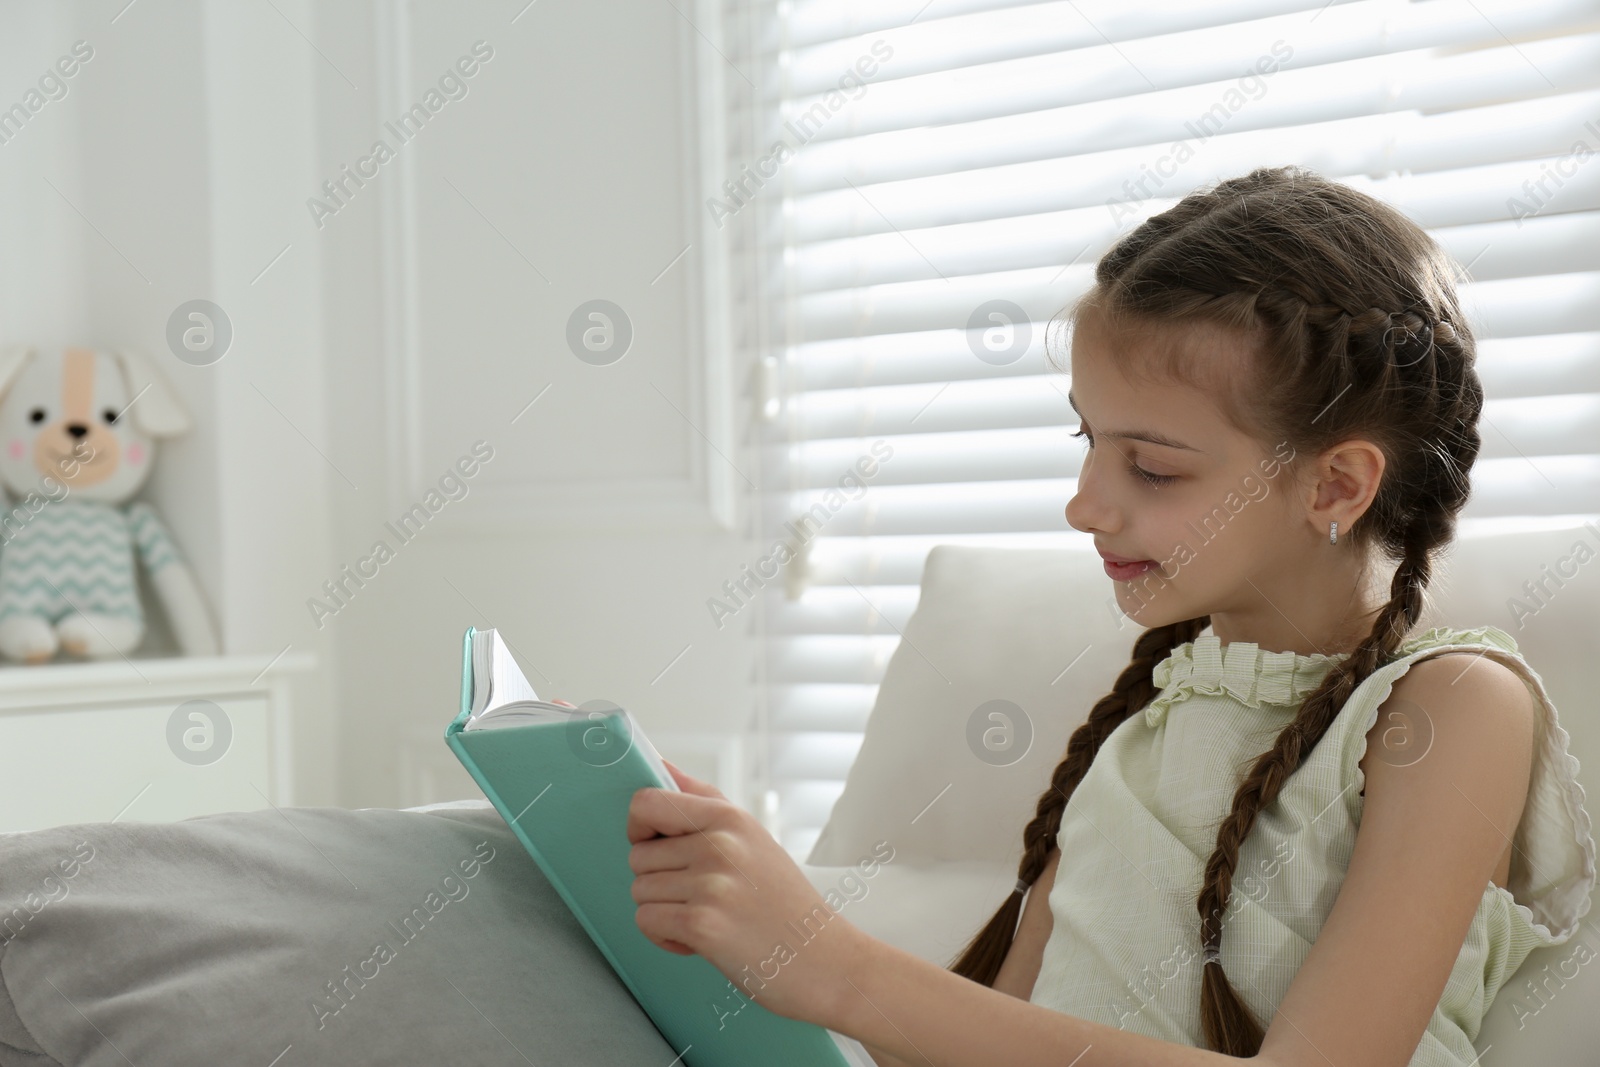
[110,348,191,436]
[0,345,36,403]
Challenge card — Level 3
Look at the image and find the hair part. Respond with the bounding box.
[949,165,1484,1056]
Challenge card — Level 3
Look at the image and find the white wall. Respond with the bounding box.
[311,1,762,811]
[0,7,90,351]
[1,1,762,811]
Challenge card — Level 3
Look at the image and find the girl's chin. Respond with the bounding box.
[1111,570,1170,597]
[1111,588,1178,626]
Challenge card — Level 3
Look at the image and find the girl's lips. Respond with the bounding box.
[1103,558,1158,581]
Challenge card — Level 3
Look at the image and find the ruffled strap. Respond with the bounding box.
[1341,625,1596,944]
[1146,633,1346,727]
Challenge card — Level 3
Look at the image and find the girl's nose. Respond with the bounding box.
[1065,461,1115,535]
[1065,496,1100,535]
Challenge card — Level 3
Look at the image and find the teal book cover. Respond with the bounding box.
[444,626,855,1067]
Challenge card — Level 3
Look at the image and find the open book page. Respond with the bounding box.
[470,627,543,715]
[464,628,681,792]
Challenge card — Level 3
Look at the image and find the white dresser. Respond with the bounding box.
[0,652,311,834]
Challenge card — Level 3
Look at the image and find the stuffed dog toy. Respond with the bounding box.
[0,345,218,663]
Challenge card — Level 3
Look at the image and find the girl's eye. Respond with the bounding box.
[29,407,46,424]
[1071,428,1177,487]
[1130,465,1177,488]
[102,408,120,424]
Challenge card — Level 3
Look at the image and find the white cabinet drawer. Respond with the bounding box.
[0,654,308,835]
[0,694,273,833]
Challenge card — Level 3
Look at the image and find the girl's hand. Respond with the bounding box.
[626,759,862,1027]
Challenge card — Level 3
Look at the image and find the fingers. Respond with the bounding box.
[629,868,698,904]
[628,832,699,874]
[626,784,735,844]
[635,900,713,956]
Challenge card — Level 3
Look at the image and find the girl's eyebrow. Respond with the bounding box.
[1067,390,1206,453]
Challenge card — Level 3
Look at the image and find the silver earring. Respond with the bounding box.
[1329,520,1338,545]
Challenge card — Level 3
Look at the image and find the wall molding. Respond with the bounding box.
[372,4,738,536]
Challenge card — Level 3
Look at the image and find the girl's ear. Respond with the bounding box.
[0,345,35,403]
[109,348,191,436]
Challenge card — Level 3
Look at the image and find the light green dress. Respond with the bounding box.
[1028,624,1596,1064]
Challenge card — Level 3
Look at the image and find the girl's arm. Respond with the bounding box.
[992,846,1062,999]
[629,653,1533,1066]
[862,846,1063,1067]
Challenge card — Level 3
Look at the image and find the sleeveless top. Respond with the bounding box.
[1028,624,1596,1064]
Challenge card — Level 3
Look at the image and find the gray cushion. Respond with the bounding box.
[0,805,679,1066]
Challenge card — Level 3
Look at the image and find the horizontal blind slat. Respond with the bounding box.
[780,102,1600,247]
[787,266,1600,345]
[783,33,1600,183]
[784,190,1600,300]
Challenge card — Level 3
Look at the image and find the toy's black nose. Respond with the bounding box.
[65,423,88,438]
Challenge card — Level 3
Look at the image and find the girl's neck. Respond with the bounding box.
[1206,558,1394,659]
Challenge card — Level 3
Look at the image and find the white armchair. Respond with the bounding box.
[801,521,1600,1061]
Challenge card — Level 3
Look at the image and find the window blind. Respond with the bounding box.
[717,0,1600,858]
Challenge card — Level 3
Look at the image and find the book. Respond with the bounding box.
[444,626,860,1067]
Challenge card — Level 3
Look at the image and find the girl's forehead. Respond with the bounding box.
[1072,305,1257,378]
[1068,319,1252,454]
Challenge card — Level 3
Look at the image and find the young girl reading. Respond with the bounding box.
[626,165,1596,1066]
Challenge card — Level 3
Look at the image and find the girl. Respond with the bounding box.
[626,166,1595,1066]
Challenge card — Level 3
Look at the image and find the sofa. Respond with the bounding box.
[0,523,1594,1064]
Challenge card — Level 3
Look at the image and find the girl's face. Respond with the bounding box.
[1062,312,1313,633]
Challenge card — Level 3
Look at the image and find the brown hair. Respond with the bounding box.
[947,165,1485,1055]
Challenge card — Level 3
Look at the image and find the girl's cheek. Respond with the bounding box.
[7,439,23,460]
[126,443,145,465]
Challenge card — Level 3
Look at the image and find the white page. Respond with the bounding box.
[482,629,541,711]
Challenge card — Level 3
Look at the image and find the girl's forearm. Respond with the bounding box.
[825,928,1252,1067]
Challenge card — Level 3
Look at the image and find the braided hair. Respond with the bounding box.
[948,166,1485,1057]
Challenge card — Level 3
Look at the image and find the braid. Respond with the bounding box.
[1194,511,1444,1052]
[948,614,1209,984]
[975,166,1486,1055]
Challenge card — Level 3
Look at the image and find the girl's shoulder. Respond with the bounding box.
[1335,623,1532,759]
[1336,622,1595,945]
